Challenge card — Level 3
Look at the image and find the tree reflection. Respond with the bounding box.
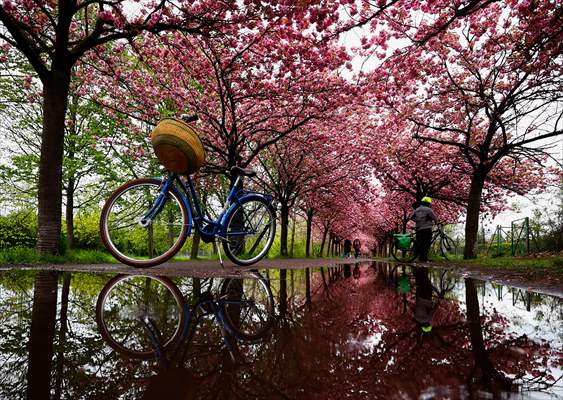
[465,278,515,397]
[26,271,59,400]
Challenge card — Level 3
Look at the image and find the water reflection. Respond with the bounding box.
[0,263,560,399]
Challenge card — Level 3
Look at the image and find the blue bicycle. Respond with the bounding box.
[100,166,276,268]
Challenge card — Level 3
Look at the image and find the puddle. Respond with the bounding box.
[0,262,561,399]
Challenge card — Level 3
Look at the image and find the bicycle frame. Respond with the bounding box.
[142,172,272,241]
[430,228,442,247]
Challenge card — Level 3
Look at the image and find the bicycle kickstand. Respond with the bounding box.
[216,239,225,268]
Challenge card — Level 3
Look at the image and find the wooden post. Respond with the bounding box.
[525,217,530,254]
[497,225,501,257]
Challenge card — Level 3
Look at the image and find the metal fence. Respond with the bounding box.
[486,217,538,256]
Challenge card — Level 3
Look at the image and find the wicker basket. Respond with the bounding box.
[151,118,206,174]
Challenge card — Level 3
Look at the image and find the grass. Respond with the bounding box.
[434,254,563,274]
[0,245,335,265]
[0,247,118,265]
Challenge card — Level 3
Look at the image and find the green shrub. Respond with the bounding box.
[0,210,37,249]
[489,242,511,257]
[73,211,104,250]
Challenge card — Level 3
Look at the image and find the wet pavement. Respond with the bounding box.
[0,261,561,399]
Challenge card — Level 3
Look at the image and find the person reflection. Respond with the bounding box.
[343,263,352,278]
[413,266,435,334]
[353,263,361,279]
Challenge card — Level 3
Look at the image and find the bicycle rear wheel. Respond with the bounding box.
[222,198,276,266]
[96,274,186,359]
[391,240,417,263]
[220,272,274,341]
[100,178,189,267]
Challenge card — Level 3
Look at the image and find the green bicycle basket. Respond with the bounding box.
[393,233,412,250]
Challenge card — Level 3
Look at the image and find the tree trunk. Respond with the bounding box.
[464,173,486,259]
[319,225,328,257]
[190,231,201,259]
[27,271,59,400]
[289,214,296,258]
[305,208,313,258]
[192,277,201,305]
[65,178,75,251]
[37,73,71,255]
[290,269,294,297]
[167,209,175,250]
[148,224,154,259]
[228,172,244,256]
[279,203,289,256]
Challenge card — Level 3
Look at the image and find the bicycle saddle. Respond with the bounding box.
[230,166,256,177]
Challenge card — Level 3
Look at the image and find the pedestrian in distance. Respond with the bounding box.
[343,239,352,258]
[410,196,438,262]
[353,239,361,258]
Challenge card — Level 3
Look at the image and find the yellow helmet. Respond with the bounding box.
[421,196,432,204]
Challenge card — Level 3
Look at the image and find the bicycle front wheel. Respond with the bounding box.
[96,274,187,359]
[100,178,189,267]
[220,272,274,341]
[440,234,457,261]
[222,198,276,266]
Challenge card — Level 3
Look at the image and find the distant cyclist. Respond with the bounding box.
[410,196,438,262]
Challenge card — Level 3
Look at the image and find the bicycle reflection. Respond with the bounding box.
[95,272,275,385]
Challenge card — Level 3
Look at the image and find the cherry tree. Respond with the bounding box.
[85,14,352,184]
[254,111,368,256]
[374,0,562,258]
[366,121,543,226]
[306,170,374,256]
